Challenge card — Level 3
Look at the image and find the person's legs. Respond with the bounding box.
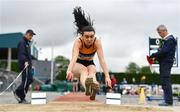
[87,65,100,100]
[72,62,99,100]
[161,77,173,104]
[75,82,78,92]
[15,67,33,104]
[73,82,76,92]
[72,63,88,90]
[15,70,26,101]
[87,65,98,83]
[25,68,33,93]
[83,65,95,96]
[160,65,173,104]
[72,81,78,92]
[160,63,173,105]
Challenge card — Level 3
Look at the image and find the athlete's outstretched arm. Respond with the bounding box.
[66,39,80,80]
[96,39,111,87]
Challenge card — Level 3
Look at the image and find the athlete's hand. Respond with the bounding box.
[66,71,73,81]
[105,77,112,89]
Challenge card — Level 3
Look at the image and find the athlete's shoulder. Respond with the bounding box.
[73,37,82,48]
[94,37,101,45]
[74,36,81,42]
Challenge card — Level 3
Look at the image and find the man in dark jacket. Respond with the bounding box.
[150,25,177,106]
[13,29,36,103]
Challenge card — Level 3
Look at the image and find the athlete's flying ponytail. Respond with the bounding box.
[73,6,95,35]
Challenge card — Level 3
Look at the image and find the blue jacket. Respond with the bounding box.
[17,37,32,69]
[150,35,177,64]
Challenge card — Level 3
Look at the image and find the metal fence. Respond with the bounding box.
[0,69,20,92]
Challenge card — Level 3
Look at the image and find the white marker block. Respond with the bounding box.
[106,93,121,105]
[31,92,46,104]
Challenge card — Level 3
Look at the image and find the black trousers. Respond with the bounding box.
[16,66,33,100]
[159,62,173,104]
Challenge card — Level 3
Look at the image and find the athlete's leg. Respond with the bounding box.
[87,65,100,100]
[72,63,88,90]
[87,65,98,83]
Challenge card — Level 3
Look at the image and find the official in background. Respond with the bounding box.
[13,29,36,103]
[150,25,177,106]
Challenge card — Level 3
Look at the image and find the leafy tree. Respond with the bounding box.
[139,66,151,74]
[125,62,140,74]
[55,55,70,80]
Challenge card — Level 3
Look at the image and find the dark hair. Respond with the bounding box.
[81,26,95,35]
[73,6,95,35]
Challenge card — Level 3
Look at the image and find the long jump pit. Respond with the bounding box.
[0,92,174,112]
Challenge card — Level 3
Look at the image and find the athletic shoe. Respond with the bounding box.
[85,78,93,96]
[158,102,173,106]
[19,99,30,104]
[90,83,100,100]
[13,91,21,102]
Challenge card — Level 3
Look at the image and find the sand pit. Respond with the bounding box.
[0,92,173,112]
[0,101,173,112]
